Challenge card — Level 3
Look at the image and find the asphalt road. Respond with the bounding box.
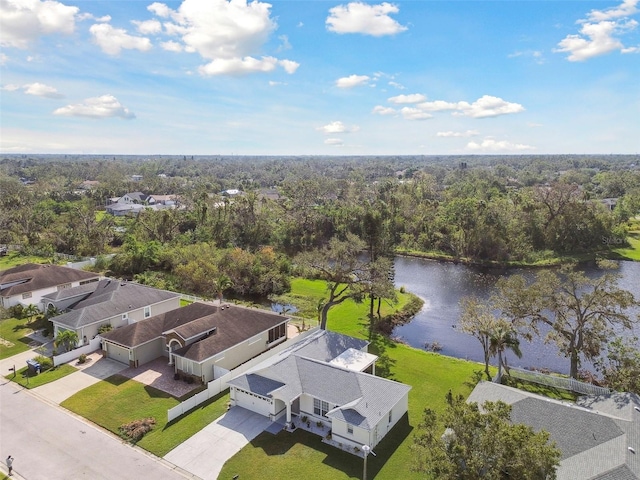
[0,379,189,480]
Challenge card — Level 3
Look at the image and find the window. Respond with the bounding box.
[22,292,32,299]
[122,313,128,321]
[388,410,392,423]
[144,306,151,318]
[347,424,353,435]
[268,323,286,344]
[313,398,329,418]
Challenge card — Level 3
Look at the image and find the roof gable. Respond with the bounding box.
[0,263,98,297]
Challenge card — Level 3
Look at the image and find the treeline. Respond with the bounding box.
[1,156,639,269]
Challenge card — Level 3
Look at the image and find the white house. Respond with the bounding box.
[227,330,411,451]
[0,263,99,310]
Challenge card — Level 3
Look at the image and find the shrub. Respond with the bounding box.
[97,324,113,335]
[78,353,87,364]
[9,304,24,319]
[34,355,53,371]
[119,417,156,442]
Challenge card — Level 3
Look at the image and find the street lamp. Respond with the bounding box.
[362,444,376,480]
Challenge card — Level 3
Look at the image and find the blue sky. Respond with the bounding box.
[1,0,638,155]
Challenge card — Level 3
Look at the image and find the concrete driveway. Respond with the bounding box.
[33,354,127,404]
[164,407,271,480]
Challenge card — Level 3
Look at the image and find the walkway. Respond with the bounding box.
[164,407,271,480]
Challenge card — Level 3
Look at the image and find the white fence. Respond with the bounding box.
[168,327,320,422]
[508,367,612,396]
[53,337,102,367]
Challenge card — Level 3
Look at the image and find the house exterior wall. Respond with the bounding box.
[133,338,164,366]
[2,276,99,310]
[369,391,409,448]
[298,394,337,424]
[181,321,288,383]
[330,419,369,449]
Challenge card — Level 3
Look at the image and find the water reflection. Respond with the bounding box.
[393,257,640,375]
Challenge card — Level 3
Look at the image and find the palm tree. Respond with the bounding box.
[490,320,522,383]
[212,274,232,305]
[55,329,79,352]
[24,304,39,324]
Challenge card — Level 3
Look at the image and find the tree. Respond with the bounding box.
[595,336,640,394]
[296,233,369,330]
[212,274,232,304]
[489,320,522,383]
[459,298,496,380]
[496,260,638,378]
[412,395,560,480]
[55,329,79,352]
[24,304,39,323]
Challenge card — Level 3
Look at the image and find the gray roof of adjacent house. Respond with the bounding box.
[468,381,640,480]
[50,279,180,329]
[101,302,218,347]
[171,304,288,363]
[227,330,410,431]
[0,263,99,297]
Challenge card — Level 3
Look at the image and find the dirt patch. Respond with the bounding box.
[0,338,14,348]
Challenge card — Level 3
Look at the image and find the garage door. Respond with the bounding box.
[233,388,272,417]
[106,342,130,365]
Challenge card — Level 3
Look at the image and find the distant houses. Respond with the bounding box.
[105,192,180,216]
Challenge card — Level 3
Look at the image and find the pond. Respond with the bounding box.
[393,257,640,375]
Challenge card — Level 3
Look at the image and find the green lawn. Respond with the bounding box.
[0,317,44,360]
[221,279,484,480]
[6,364,76,389]
[61,375,230,457]
[612,231,640,261]
[0,251,53,269]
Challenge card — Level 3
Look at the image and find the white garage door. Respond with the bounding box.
[233,388,272,417]
[106,343,130,365]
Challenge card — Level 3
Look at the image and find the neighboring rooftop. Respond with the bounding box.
[50,279,180,329]
[468,381,640,480]
[0,263,99,297]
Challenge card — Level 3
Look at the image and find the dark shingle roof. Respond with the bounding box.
[0,264,99,297]
[101,302,217,347]
[590,465,638,480]
[172,305,288,362]
[51,279,180,329]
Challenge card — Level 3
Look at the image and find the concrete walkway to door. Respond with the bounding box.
[164,406,271,480]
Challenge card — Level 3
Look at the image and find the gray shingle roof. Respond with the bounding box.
[0,263,99,297]
[468,382,640,480]
[51,279,179,329]
[227,330,411,431]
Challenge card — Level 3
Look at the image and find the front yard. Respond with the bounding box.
[0,316,49,360]
[61,375,230,457]
[6,364,76,389]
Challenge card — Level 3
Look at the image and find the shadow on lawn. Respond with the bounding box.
[252,413,412,478]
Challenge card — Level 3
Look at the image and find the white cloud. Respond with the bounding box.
[133,19,162,35]
[467,138,535,152]
[90,23,152,56]
[326,2,407,36]
[555,1,639,61]
[279,59,300,74]
[197,56,299,76]
[1,84,21,91]
[587,0,638,21]
[417,100,459,112]
[388,93,426,104]
[336,74,370,88]
[23,82,64,98]
[78,13,111,23]
[53,94,135,119]
[527,122,544,128]
[145,0,297,76]
[161,40,183,52]
[0,53,7,65]
[372,105,395,115]
[388,81,405,90]
[0,0,78,49]
[317,121,359,134]
[455,95,524,118]
[325,138,344,145]
[437,130,479,137]
[400,107,432,120]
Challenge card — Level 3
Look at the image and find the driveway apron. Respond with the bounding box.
[164,407,271,480]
